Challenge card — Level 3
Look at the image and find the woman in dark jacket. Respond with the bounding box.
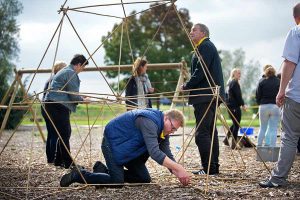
[224,68,247,149]
[256,65,280,147]
[125,57,154,110]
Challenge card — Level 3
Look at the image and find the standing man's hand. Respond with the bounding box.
[276,91,285,107]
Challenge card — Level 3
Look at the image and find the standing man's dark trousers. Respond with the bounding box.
[194,102,219,174]
[45,102,72,168]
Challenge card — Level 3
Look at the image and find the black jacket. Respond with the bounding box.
[256,76,280,105]
[183,38,225,105]
[226,79,244,108]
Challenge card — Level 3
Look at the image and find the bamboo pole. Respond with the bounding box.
[17,63,182,74]
[0,78,19,138]
[171,60,187,109]
[1,78,17,105]
[18,79,46,143]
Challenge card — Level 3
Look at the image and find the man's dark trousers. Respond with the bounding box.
[194,102,219,174]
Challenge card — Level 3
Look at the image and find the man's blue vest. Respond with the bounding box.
[104,108,164,165]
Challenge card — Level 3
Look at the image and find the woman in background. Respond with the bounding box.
[256,65,280,147]
[224,68,247,149]
[125,57,154,110]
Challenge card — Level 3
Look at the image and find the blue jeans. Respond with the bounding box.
[257,104,280,147]
[74,137,151,184]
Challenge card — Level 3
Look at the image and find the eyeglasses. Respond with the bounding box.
[168,118,177,132]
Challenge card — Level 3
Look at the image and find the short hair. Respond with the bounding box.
[70,54,89,66]
[264,65,276,78]
[195,23,210,37]
[53,61,67,74]
[293,3,300,18]
[132,57,147,76]
[164,109,185,127]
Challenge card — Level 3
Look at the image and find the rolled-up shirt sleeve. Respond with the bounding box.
[135,117,167,165]
[282,28,300,64]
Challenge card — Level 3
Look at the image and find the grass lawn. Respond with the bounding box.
[22,104,260,127]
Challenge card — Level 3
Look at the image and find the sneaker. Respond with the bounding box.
[93,161,108,173]
[259,180,280,188]
[60,169,78,187]
[192,169,219,175]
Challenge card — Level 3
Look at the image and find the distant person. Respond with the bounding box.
[259,3,300,188]
[41,61,67,164]
[256,65,280,147]
[224,68,246,149]
[125,57,154,110]
[181,23,225,175]
[60,108,190,187]
[44,54,90,168]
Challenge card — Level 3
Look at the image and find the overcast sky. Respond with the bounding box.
[16,0,297,95]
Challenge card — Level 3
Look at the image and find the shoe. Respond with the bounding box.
[192,169,219,175]
[223,138,229,146]
[60,169,78,187]
[69,164,85,170]
[259,180,280,188]
[54,160,63,167]
[93,161,108,173]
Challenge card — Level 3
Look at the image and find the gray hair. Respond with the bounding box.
[195,23,210,37]
[294,3,300,18]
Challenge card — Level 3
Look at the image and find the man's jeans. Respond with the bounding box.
[74,137,151,184]
[257,104,280,147]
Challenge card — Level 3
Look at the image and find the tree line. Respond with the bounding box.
[0,1,261,129]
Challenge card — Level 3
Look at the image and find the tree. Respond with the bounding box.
[102,3,193,95]
[0,0,23,129]
[220,48,261,103]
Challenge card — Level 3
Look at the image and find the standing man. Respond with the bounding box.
[60,108,191,186]
[181,24,225,175]
[259,3,300,188]
[44,54,90,168]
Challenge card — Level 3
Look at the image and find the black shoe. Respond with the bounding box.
[93,161,108,173]
[259,180,280,188]
[60,169,78,187]
[223,138,229,146]
[69,164,85,170]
